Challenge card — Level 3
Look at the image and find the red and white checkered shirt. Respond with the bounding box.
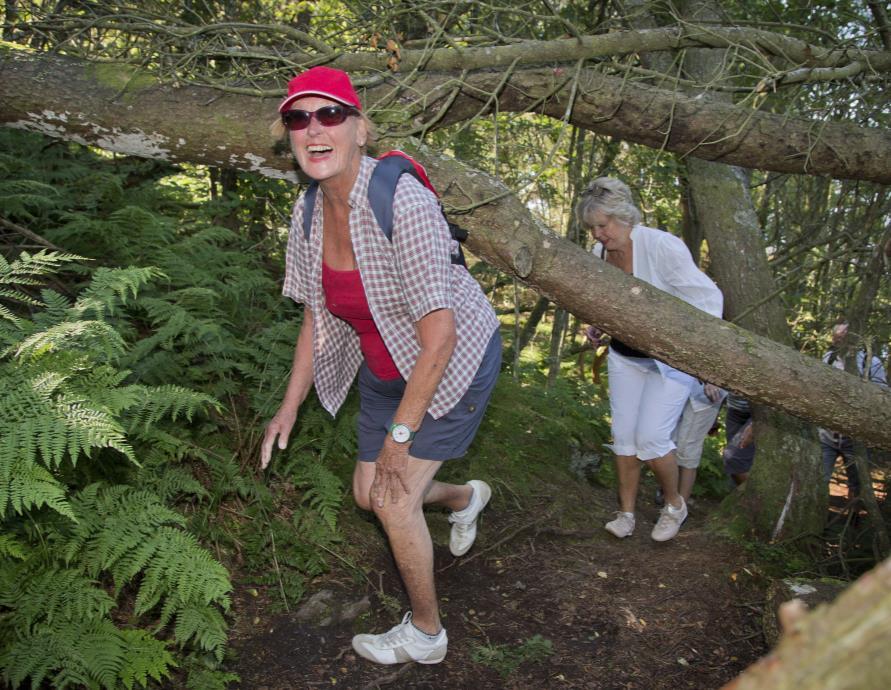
[282,156,499,419]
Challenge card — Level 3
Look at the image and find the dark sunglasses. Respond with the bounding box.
[281,104,359,131]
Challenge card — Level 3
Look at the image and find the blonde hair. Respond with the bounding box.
[575,177,641,228]
[269,110,377,150]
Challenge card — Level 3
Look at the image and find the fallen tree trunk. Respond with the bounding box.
[2,46,890,449]
[722,556,891,690]
[2,46,890,184]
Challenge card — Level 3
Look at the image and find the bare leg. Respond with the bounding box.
[353,463,471,512]
[424,481,473,511]
[354,459,448,635]
[648,452,682,508]
[678,467,697,503]
[615,454,641,513]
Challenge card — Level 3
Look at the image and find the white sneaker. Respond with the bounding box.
[605,511,636,538]
[352,612,447,665]
[651,498,688,542]
[448,479,491,556]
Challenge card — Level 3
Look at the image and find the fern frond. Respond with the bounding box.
[0,564,114,634]
[117,629,176,690]
[0,458,74,520]
[15,320,126,362]
[173,605,228,662]
[133,461,208,502]
[37,288,72,322]
[60,484,184,578]
[0,179,60,220]
[125,384,218,431]
[1,619,174,690]
[0,249,86,286]
[294,461,344,533]
[74,266,164,319]
[0,534,26,560]
[135,526,231,619]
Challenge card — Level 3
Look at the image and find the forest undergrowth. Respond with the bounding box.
[0,129,881,689]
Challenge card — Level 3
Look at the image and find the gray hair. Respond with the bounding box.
[575,177,641,228]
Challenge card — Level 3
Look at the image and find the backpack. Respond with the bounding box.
[301,151,468,266]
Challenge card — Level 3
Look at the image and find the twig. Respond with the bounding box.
[269,527,290,613]
[439,505,561,572]
[0,217,65,251]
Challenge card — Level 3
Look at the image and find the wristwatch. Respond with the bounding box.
[388,423,416,444]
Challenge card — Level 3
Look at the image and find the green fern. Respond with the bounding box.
[73,266,165,320]
[117,629,178,690]
[0,179,60,220]
[0,565,115,634]
[1,619,175,690]
[0,457,74,519]
[173,605,229,662]
[0,534,26,560]
[294,460,344,533]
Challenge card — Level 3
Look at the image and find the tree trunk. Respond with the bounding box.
[2,46,890,184]
[676,0,825,540]
[722,556,891,690]
[546,307,568,390]
[2,46,891,450]
[632,0,825,539]
[505,296,550,367]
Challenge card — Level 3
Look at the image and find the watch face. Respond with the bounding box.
[391,424,412,443]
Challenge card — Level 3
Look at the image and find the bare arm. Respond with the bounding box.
[260,308,315,469]
[370,308,457,507]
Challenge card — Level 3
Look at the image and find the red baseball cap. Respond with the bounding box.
[278,66,362,113]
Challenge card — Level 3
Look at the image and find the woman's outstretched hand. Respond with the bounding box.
[260,406,298,469]
[371,441,411,507]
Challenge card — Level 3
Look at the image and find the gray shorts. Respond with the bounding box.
[356,330,501,462]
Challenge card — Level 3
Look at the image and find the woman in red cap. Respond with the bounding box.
[260,66,501,666]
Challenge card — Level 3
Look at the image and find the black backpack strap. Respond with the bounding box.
[302,181,320,241]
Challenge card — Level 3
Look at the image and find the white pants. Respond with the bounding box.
[607,350,695,461]
[673,395,724,469]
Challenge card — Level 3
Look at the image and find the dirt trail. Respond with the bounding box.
[229,484,766,689]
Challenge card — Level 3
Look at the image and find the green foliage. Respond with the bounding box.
[0,138,243,687]
[471,634,554,678]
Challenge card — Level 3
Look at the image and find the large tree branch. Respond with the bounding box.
[330,25,891,76]
[1,46,889,449]
[2,46,889,184]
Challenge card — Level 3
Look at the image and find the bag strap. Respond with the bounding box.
[301,156,466,266]
[302,181,319,241]
[367,155,418,241]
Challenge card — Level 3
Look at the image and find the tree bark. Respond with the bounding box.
[2,45,891,450]
[676,0,825,539]
[722,556,891,690]
[2,46,890,184]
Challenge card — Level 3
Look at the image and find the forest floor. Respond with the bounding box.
[227,481,774,690]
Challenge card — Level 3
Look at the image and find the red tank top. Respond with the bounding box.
[322,262,401,380]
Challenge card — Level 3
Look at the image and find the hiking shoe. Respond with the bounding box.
[651,498,688,542]
[352,612,447,665]
[448,479,491,556]
[605,511,635,538]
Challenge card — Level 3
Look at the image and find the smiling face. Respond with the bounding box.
[585,210,633,252]
[287,96,367,190]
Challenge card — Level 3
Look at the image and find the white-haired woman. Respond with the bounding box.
[577,177,723,542]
